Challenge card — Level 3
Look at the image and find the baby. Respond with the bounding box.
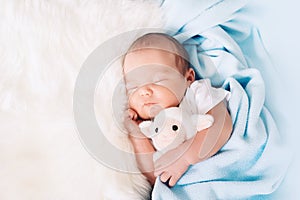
[123,33,232,187]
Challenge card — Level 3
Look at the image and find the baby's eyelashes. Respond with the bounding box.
[154,79,168,86]
[126,85,138,96]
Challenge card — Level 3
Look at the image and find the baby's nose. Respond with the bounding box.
[139,85,153,96]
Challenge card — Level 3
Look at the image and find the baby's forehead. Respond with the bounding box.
[123,49,179,74]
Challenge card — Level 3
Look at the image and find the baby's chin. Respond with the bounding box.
[140,104,164,119]
[149,104,164,118]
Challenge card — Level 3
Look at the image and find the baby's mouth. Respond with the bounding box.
[144,102,156,106]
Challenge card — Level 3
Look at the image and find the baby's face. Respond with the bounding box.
[123,49,188,119]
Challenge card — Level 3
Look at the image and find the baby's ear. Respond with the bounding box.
[138,121,152,138]
[192,114,214,131]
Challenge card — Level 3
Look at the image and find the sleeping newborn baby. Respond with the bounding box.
[123,32,232,187]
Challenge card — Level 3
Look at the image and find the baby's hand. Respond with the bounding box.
[124,109,145,139]
[128,108,138,121]
[154,148,190,187]
[154,132,208,187]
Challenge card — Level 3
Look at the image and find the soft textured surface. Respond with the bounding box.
[0,1,164,199]
[151,0,291,199]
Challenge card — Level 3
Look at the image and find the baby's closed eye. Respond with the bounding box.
[153,73,167,82]
[153,72,172,85]
[127,86,137,94]
[125,82,138,94]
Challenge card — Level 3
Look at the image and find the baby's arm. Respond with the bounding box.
[129,133,156,185]
[154,101,232,186]
[125,110,156,185]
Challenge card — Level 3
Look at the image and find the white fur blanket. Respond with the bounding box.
[0,1,164,199]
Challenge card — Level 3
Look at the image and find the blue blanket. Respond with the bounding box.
[152,0,291,199]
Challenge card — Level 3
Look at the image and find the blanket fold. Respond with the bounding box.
[152,0,290,199]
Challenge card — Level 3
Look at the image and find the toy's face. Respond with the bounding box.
[139,107,214,152]
[139,107,190,151]
[151,118,184,150]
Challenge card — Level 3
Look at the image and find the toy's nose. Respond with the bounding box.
[161,129,178,138]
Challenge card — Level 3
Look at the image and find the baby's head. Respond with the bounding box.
[123,33,195,120]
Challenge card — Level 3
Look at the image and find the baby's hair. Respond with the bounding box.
[123,32,190,74]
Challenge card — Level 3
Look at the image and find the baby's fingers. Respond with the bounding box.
[168,174,180,187]
[159,172,180,187]
[160,171,171,183]
[128,109,138,120]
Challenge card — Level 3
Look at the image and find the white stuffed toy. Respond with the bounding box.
[139,107,214,161]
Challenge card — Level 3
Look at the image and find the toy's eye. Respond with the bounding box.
[155,127,158,133]
[172,125,178,131]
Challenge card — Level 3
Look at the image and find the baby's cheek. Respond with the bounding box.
[128,93,138,108]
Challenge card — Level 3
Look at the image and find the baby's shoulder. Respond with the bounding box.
[188,79,212,93]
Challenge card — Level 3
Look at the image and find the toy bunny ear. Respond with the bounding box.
[138,121,152,138]
[192,114,214,131]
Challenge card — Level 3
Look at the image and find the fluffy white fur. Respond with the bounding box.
[0,1,164,199]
